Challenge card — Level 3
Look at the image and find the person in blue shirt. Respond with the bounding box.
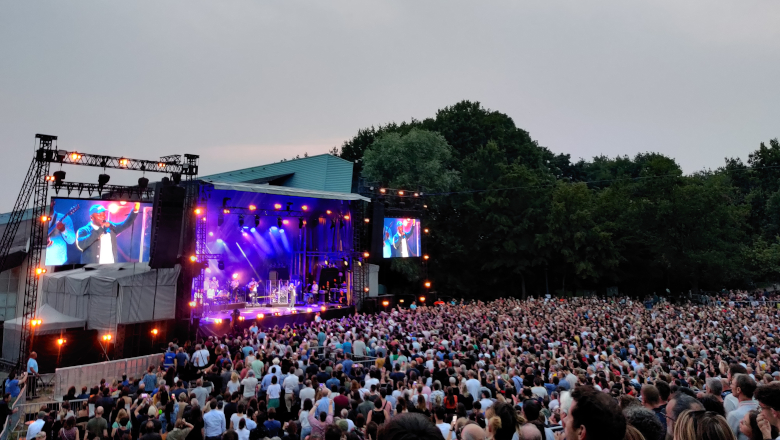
[163,348,176,370]
[4,372,26,398]
[341,354,354,376]
[410,302,417,310]
[263,408,281,437]
[325,372,340,391]
[26,352,39,398]
[143,367,158,393]
[315,389,330,418]
[342,339,352,355]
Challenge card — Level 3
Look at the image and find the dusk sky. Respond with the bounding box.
[1,1,778,212]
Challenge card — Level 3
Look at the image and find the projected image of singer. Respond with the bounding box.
[76,203,140,264]
[391,218,418,257]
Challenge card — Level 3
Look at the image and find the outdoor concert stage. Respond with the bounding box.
[197,303,355,336]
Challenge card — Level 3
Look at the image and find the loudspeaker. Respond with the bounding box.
[369,201,384,264]
[149,183,186,268]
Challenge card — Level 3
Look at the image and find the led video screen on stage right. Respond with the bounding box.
[382,218,421,258]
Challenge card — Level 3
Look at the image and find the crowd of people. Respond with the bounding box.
[8,294,780,440]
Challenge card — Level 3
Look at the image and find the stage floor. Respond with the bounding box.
[200,303,349,323]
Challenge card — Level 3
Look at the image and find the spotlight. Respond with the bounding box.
[189,301,196,307]
[238,316,245,321]
[35,268,46,275]
[424,228,430,234]
[31,319,42,326]
[400,299,405,303]
[301,205,308,211]
[138,177,149,189]
[277,217,283,228]
[257,313,264,319]
[364,287,369,292]
[102,334,112,342]
[223,209,230,214]
[119,158,128,167]
[414,193,419,197]
[254,215,260,228]
[40,215,51,223]
[423,255,429,260]
[424,281,431,288]
[70,152,82,161]
[53,170,66,185]
[398,191,404,196]
[158,162,165,168]
[382,300,389,307]
[299,218,305,228]
[321,306,327,311]
[195,208,202,215]
[379,188,386,194]
[274,203,282,210]
[57,338,66,346]
[326,210,332,215]
[306,308,312,313]
[282,219,289,225]
[98,174,111,186]
[344,215,350,220]
[419,296,426,302]
[364,218,370,223]
[232,273,238,279]
[250,228,256,233]
[363,252,369,258]
[151,328,158,335]
[218,260,225,270]
[238,215,245,227]
[189,255,197,262]
[344,260,348,266]
[249,205,256,211]
[214,318,223,324]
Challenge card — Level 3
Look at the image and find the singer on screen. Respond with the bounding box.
[75,203,139,264]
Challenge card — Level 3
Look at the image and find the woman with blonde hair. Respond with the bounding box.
[227,372,241,394]
[674,410,735,440]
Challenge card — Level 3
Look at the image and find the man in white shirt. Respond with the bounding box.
[726,374,758,440]
[434,407,451,439]
[26,412,46,440]
[75,203,139,264]
[299,380,316,406]
[283,367,300,412]
[479,390,494,412]
[466,371,482,401]
[192,379,209,408]
[192,344,210,369]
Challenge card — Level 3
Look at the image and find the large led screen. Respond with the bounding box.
[44,198,153,266]
[382,218,421,258]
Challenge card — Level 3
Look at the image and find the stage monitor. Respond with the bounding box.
[382,218,421,258]
[44,197,154,266]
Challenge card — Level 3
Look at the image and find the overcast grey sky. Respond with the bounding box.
[1,1,778,212]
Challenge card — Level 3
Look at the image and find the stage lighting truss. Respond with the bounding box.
[221,204,308,217]
[41,152,197,175]
[49,181,155,201]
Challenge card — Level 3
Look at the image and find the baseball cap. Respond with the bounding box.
[89,205,107,215]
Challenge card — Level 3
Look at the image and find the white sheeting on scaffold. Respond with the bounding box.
[40,263,180,330]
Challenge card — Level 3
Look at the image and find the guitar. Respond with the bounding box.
[47,204,80,247]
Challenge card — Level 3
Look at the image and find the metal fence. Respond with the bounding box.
[0,385,25,440]
[54,353,162,400]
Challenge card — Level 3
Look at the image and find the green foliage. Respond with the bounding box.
[338,100,780,297]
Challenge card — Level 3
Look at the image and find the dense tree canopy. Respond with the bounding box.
[338,100,780,299]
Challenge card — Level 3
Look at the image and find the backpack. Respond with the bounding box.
[249,424,270,440]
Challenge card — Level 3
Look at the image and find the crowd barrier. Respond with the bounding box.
[54,353,162,401]
[0,385,25,440]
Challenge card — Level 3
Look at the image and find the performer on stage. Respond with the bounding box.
[287,283,296,309]
[306,281,318,304]
[230,277,240,302]
[391,218,417,258]
[76,203,140,264]
[207,276,219,299]
[46,210,76,266]
[247,278,259,305]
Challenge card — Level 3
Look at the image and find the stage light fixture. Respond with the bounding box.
[158,162,165,168]
[40,215,50,223]
[137,177,149,189]
[326,210,332,215]
[35,268,46,275]
[189,301,196,307]
[364,218,370,223]
[189,255,197,262]
[423,205,428,208]
[282,219,289,225]
[57,338,66,346]
[249,205,256,211]
[238,215,245,227]
[277,217,283,228]
[214,318,223,324]
[299,218,304,229]
[419,296,426,302]
[423,255,429,260]
[257,313,264,319]
[53,170,66,184]
[232,273,238,279]
[382,300,389,307]
[306,308,312,313]
[399,299,404,303]
[364,287,369,292]
[30,319,41,326]
[398,191,404,196]
[286,202,293,211]
[171,173,182,184]
[218,260,225,270]
[344,260,348,266]
[379,188,386,194]
[102,334,112,342]
[151,328,158,335]
[238,316,245,321]
[254,215,260,228]
[70,152,82,161]
[274,203,282,210]
[119,157,128,167]
[344,215,350,220]
[98,174,111,186]
[414,193,419,197]
[330,219,335,229]
[321,306,327,311]
[424,281,431,288]
[195,208,202,215]
[274,312,281,317]
[45,175,54,182]
[424,228,429,234]
[302,205,308,211]
[363,252,370,258]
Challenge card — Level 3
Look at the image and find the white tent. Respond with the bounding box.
[41,262,180,330]
[2,303,85,334]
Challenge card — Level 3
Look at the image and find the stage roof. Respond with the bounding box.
[202,179,370,202]
[200,154,355,194]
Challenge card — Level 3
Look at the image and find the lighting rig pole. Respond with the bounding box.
[0,134,196,369]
